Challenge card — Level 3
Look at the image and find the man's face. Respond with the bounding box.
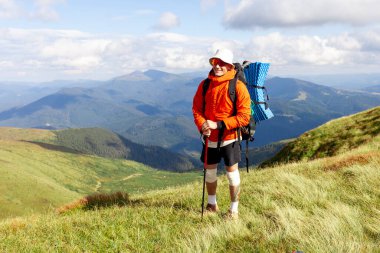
[210,58,232,76]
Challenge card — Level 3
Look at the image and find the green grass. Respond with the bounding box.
[0,127,200,220]
[1,113,380,253]
[0,141,379,252]
[263,106,380,166]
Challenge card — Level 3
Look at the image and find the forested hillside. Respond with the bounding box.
[53,128,200,171]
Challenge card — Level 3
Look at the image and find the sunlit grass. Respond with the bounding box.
[1,109,380,253]
[0,146,378,252]
[264,106,380,165]
[0,129,200,219]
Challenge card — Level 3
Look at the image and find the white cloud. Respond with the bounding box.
[41,38,110,58]
[224,0,380,29]
[327,33,361,51]
[0,0,21,18]
[356,30,380,51]
[30,0,65,21]
[40,38,110,72]
[0,28,109,78]
[244,33,346,65]
[105,33,210,72]
[146,32,188,43]
[238,31,380,76]
[52,56,102,70]
[1,28,380,81]
[153,12,180,30]
[0,0,65,21]
[0,60,14,67]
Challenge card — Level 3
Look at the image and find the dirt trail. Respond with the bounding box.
[122,173,142,181]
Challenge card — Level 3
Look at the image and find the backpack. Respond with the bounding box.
[202,61,272,172]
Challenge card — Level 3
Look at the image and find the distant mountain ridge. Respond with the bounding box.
[0,80,104,112]
[1,71,380,155]
[362,84,380,93]
[255,76,380,145]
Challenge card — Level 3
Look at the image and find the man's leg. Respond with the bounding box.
[226,163,240,216]
[205,163,219,212]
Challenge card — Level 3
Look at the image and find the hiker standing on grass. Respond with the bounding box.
[192,48,251,219]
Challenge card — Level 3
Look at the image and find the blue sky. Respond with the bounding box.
[1,0,380,81]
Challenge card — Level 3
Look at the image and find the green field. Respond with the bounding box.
[0,127,200,219]
[0,142,379,252]
[0,105,379,252]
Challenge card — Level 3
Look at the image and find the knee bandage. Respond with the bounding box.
[226,170,240,186]
[205,169,218,183]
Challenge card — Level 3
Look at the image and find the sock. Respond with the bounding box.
[208,195,217,205]
[230,201,239,213]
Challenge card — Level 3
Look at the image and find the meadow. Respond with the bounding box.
[0,106,379,252]
[0,140,379,252]
[0,127,199,219]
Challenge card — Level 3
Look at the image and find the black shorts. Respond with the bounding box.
[200,141,241,166]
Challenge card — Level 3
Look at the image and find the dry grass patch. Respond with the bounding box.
[8,218,27,233]
[57,192,130,214]
[323,151,380,171]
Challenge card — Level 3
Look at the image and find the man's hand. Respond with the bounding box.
[201,120,218,136]
[201,121,211,136]
[206,120,217,129]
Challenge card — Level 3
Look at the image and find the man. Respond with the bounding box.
[192,48,251,219]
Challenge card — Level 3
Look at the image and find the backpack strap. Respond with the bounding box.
[250,83,269,104]
[251,85,269,100]
[228,77,237,114]
[228,77,243,147]
[254,101,269,110]
[202,78,211,113]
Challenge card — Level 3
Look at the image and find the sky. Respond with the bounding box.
[0,0,380,82]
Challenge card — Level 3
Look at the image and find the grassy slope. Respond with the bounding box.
[0,138,379,252]
[1,105,380,252]
[262,106,380,166]
[0,127,199,219]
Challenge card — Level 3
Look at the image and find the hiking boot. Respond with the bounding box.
[224,210,238,220]
[205,203,219,213]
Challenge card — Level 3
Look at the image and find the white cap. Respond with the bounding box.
[209,48,234,66]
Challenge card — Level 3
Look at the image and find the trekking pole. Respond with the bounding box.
[246,139,249,173]
[201,136,209,219]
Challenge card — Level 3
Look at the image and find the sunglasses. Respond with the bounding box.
[210,58,230,67]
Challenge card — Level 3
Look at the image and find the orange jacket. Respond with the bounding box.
[192,69,251,142]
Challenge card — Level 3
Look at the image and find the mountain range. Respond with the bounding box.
[292,73,380,91]
[362,84,380,93]
[1,70,380,158]
[0,80,104,112]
